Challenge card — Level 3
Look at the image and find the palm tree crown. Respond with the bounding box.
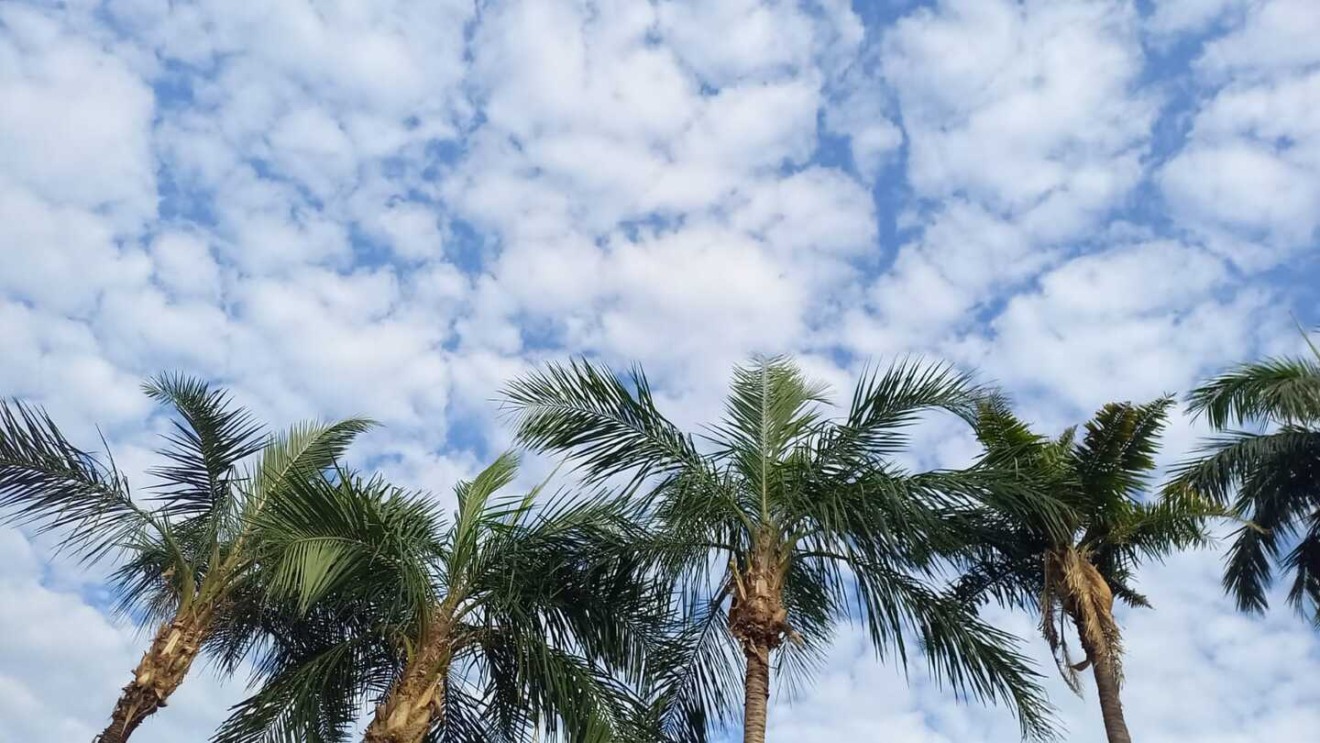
[0,374,370,742]
[962,397,1210,743]
[218,452,665,743]
[503,356,1054,743]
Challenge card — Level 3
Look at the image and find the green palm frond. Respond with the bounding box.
[645,592,742,742]
[214,597,402,743]
[853,557,1055,741]
[142,373,267,519]
[501,359,711,487]
[241,418,375,519]
[1168,428,1320,507]
[1187,356,1320,428]
[451,452,522,573]
[1281,520,1320,622]
[812,358,985,475]
[1074,397,1172,503]
[257,470,443,616]
[711,357,828,520]
[1169,424,1320,616]
[0,399,152,563]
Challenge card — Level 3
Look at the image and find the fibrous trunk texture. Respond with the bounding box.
[1087,640,1132,743]
[363,617,452,743]
[94,610,210,743]
[728,532,790,743]
[1062,553,1131,743]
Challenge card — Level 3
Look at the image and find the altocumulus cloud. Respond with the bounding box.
[0,0,1318,740]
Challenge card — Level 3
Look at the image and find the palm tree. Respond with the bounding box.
[215,452,665,743]
[959,397,1210,743]
[0,375,370,743]
[501,356,1055,743]
[1169,335,1320,622]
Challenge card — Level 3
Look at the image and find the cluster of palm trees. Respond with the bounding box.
[1,343,1317,743]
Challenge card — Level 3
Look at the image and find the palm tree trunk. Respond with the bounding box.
[94,610,210,743]
[363,619,452,743]
[741,639,772,743]
[729,533,790,743]
[1090,649,1132,743]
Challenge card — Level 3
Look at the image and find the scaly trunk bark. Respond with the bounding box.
[1089,648,1132,743]
[741,639,771,743]
[363,617,453,743]
[94,609,211,743]
[728,531,789,743]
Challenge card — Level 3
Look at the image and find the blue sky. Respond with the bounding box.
[1,0,1318,740]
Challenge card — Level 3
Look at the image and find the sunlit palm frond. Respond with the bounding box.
[1074,398,1172,505]
[710,356,828,518]
[810,358,986,477]
[240,418,376,523]
[256,470,442,617]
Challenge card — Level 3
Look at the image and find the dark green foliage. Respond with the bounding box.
[1172,340,1320,622]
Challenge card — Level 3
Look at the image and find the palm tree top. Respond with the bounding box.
[504,354,1057,741]
[222,452,665,743]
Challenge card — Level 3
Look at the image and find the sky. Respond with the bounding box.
[1,0,1319,740]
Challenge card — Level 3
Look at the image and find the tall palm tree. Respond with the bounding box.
[1169,336,1320,622]
[215,452,665,743]
[959,397,1210,743]
[501,356,1056,743]
[0,375,370,743]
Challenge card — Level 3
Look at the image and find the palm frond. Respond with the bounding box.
[256,470,442,617]
[451,452,521,574]
[826,358,985,464]
[645,592,742,742]
[1281,520,1320,623]
[501,359,710,487]
[239,418,376,525]
[1187,356,1320,428]
[1074,398,1172,503]
[1168,427,1320,507]
[853,556,1056,741]
[710,356,828,520]
[142,373,267,519]
[0,399,151,562]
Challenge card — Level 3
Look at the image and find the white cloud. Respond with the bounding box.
[0,5,156,226]
[854,0,1157,351]
[965,239,1273,415]
[1161,69,1320,260]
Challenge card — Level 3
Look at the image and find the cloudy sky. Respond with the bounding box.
[2,0,1319,740]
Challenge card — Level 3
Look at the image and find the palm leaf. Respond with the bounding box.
[0,399,151,563]
[142,373,266,519]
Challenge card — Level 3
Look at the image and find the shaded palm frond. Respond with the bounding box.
[142,373,267,520]
[1187,356,1320,428]
[0,399,151,563]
